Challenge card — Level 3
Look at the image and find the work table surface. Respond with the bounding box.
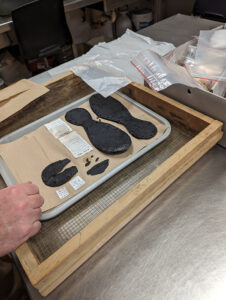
[5,14,226,299]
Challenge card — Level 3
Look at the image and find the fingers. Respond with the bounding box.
[28,194,44,208]
[29,221,41,238]
[21,221,42,243]
[22,183,39,195]
[31,208,42,220]
[0,183,43,253]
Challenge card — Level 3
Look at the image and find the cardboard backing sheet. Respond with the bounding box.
[0,94,167,212]
[0,79,49,123]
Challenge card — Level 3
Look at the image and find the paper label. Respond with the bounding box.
[59,131,93,158]
[69,176,85,190]
[56,187,69,199]
[45,119,72,139]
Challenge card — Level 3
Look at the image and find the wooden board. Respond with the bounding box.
[0,72,222,296]
[103,0,137,12]
[0,73,93,138]
[0,79,49,124]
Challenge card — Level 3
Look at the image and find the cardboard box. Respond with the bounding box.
[139,14,226,147]
[161,27,226,148]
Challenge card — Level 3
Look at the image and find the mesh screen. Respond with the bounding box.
[27,126,191,262]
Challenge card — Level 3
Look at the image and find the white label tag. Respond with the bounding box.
[45,119,72,139]
[69,176,85,190]
[59,131,93,158]
[56,187,69,199]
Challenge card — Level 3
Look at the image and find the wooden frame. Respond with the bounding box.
[103,0,137,12]
[13,73,222,296]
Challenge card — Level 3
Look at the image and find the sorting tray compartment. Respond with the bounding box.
[0,73,222,296]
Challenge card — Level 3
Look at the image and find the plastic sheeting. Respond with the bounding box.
[190,30,226,82]
[48,29,175,97]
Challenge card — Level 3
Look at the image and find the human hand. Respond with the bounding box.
[0,182,44,257]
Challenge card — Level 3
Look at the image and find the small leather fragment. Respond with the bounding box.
[87,159,109,175]
[85,158,91,167]
[41,159,77,187]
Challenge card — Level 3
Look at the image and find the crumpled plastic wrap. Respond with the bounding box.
[48,29,175,97]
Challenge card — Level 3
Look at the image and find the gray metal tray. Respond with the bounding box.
[0,92,171,220]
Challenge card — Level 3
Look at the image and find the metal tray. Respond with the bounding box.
[0,92,171,220]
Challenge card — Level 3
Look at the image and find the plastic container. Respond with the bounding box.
[115,9,132,37]
[132,9,153,31]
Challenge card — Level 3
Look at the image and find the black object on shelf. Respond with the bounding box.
[0,0,33,17]
[11,0,73,73]
[193,0,226,22]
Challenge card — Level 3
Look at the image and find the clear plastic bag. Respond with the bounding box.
[184,45,197,67]
[131,49,204,92]
[211,71,226,97]
[48,29,175,97]
[190,30,226,82]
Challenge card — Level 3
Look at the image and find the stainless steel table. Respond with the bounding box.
[139,13,223,47]
[64,0,102,12]
[17,144,226,300]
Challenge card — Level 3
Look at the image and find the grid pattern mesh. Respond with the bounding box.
[28,126,191,262]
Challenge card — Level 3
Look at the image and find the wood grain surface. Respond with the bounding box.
[0,73,93,138]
